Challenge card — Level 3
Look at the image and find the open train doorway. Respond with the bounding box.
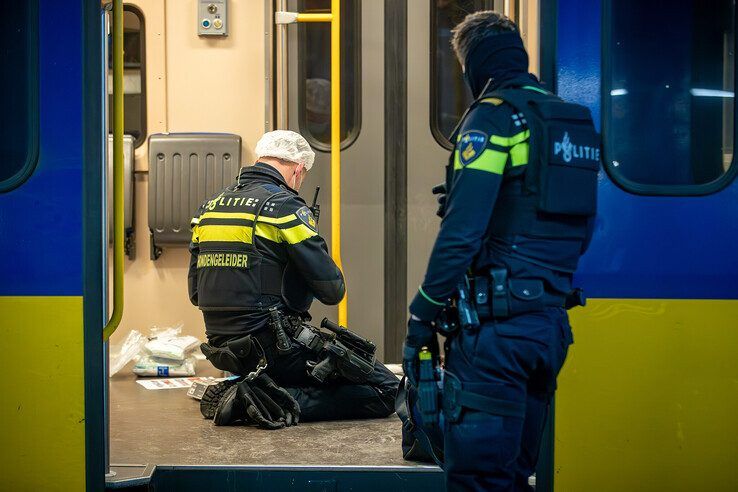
[101,0,539,488]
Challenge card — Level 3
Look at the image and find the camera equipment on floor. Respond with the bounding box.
[277,314,377,383]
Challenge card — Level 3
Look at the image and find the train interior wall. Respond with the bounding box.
[108,0,266,347]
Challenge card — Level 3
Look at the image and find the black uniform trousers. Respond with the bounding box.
[443,307,573,492]
[209,331,399,422]
[262,340,399,422]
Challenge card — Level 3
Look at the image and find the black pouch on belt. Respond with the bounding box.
[483,268,546,319]
[200,334,264,375]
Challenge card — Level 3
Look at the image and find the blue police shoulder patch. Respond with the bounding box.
[457,130,488,166]
[296,206,317,231]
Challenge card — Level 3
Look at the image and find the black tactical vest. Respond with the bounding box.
[192,183,288,311]
[448,88,600,274]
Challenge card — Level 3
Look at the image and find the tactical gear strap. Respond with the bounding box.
[443,371,526,422]
[490,268,509,318]
[473,275,490,320]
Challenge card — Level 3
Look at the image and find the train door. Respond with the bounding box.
[0,0,106,489]
[555,0,738,490]
[282,1,540,361]
[284,0,387,355]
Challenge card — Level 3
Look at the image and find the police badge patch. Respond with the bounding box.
[458,131,488,166]
[296,206,318,231]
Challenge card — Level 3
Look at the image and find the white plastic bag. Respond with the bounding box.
[145,323,200,361]
[109,330,147,376]
[133,355,197,377]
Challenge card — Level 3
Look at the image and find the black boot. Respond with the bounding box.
[200,378,241,419]
[213,385,245,426]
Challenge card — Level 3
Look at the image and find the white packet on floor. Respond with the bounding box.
[133,355,197,377]
[145,334,200,361]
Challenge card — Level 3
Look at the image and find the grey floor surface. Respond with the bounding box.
[109,363,418,468]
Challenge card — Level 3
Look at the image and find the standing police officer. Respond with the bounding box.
[403,12,598,491]
[190,130,398,427]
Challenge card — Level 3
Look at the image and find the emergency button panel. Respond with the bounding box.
[198,0,227,37]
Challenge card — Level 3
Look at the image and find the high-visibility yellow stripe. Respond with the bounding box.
[490,130,530,148]
[480,97,503,106]
[194,222,304,245]
[281,223,318,244]
[254,223,282,243]
[453,150,462,170]
[197,224,252,243]
[199,211,297,225]
[510,142,528,167]
[455,148,507,174]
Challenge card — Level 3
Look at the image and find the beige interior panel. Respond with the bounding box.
[111,0,266,344]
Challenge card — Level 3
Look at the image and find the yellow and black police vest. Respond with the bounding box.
[189,180,320,311]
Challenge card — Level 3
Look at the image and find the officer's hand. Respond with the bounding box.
[253,373,300,426]
[402,315,436,388]
[431,183,447,218]
[238,374,300,429]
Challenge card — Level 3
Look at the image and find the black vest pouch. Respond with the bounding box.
[507,279,545,315]
[199,335,264,375]
[486,89,600,218]
[536,101,600,216]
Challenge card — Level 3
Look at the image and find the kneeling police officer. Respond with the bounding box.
[402,12,598,491]
[189,130,398,428]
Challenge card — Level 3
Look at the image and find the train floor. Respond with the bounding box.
[108,362,431,488]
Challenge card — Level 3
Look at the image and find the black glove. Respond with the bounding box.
[402,316,438,388]
[432,183,447,218]
[214,373,300,429]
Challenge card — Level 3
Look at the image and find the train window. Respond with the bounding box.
[298,0,361,151]
[603,0,737,195]
[0,1,39,192]
[431,0,496,149]
[108,5,147,148]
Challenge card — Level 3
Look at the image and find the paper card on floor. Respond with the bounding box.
[136,376,224,390]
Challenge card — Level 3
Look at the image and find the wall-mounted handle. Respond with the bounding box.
[103,0,124,341]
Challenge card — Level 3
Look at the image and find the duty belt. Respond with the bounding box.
[473,268,581,321]
[436,269,585,333]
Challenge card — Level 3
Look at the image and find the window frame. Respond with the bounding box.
[297,0,362,152]
[0,0,40,193]
[429,0,496,150]
[601,0,738,196]
[123,4,147,148]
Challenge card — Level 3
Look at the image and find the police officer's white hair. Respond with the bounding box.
[451,11,519,65]
[255,130,316,171]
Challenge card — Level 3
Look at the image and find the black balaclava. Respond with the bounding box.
[463,31,540,98]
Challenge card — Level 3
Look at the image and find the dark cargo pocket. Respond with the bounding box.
[493,313,551,348]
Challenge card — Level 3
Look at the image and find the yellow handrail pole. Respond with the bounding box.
[103,0,124,341]
[330,0,347,327]
[281,6,346,326]
[297,13,333,22]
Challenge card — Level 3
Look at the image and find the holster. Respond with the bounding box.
[200,334,266,376]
